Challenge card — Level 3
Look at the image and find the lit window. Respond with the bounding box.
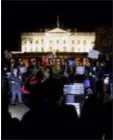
[30,40,32,44]
[64,40,66,44]
[84,40,86,44]
[72,40,74,44]
[50,40,52,44]
[41,39,43,43]
[36,40,38,44]
[78,40,80,44]
[57,40,59,44]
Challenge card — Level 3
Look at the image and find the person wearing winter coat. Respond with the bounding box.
[9,68,23,104]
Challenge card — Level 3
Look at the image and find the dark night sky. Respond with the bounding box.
[2,1,112,51]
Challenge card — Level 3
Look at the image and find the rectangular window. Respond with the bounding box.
[78,40,80,44]
[72,40,74,44]
[50,40,52,44]
[57,40,59,44]
[36,40,38,44]
[84,40,86,44]
[41,39,43,44]
[30,40,32,44]
[64,40,66,44]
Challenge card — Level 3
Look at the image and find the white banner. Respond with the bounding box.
[88,50,100,59]
[64,83,84,95]
[76,66,85,75]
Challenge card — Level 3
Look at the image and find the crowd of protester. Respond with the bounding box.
[2,54,112,139]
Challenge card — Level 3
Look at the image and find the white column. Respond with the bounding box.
[26,41,31,52]
[22,45,24,52]
[32,40,36,52]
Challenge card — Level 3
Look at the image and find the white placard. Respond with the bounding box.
[19,67,26,74]
[104,77,109,85]
[64,85,70,94]
[64,83,84,95]
[88,50,100,59]
[76,66,85,75]
[73,83,84,95]
[6,72,11,78]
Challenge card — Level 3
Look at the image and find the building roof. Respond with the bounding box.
[47,27,69,33]
[22,33,44,36]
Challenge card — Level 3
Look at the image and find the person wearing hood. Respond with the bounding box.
[9,68,23,104]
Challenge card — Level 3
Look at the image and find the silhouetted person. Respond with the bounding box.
[21,77,79,139]
[22,68,42,107]
[2,67,9,94]
[99,100,112,139]
[79,94,103,139]
[9,68,23,104]
[2,92,21,139]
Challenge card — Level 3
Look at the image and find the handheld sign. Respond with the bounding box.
[88,50,100,59]
[76,66,85,75]
[64,83,84,95]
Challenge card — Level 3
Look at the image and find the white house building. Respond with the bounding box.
[12,16,96,54]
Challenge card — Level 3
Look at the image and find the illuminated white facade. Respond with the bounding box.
[21,28,95,53]
[21,17,95,53]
